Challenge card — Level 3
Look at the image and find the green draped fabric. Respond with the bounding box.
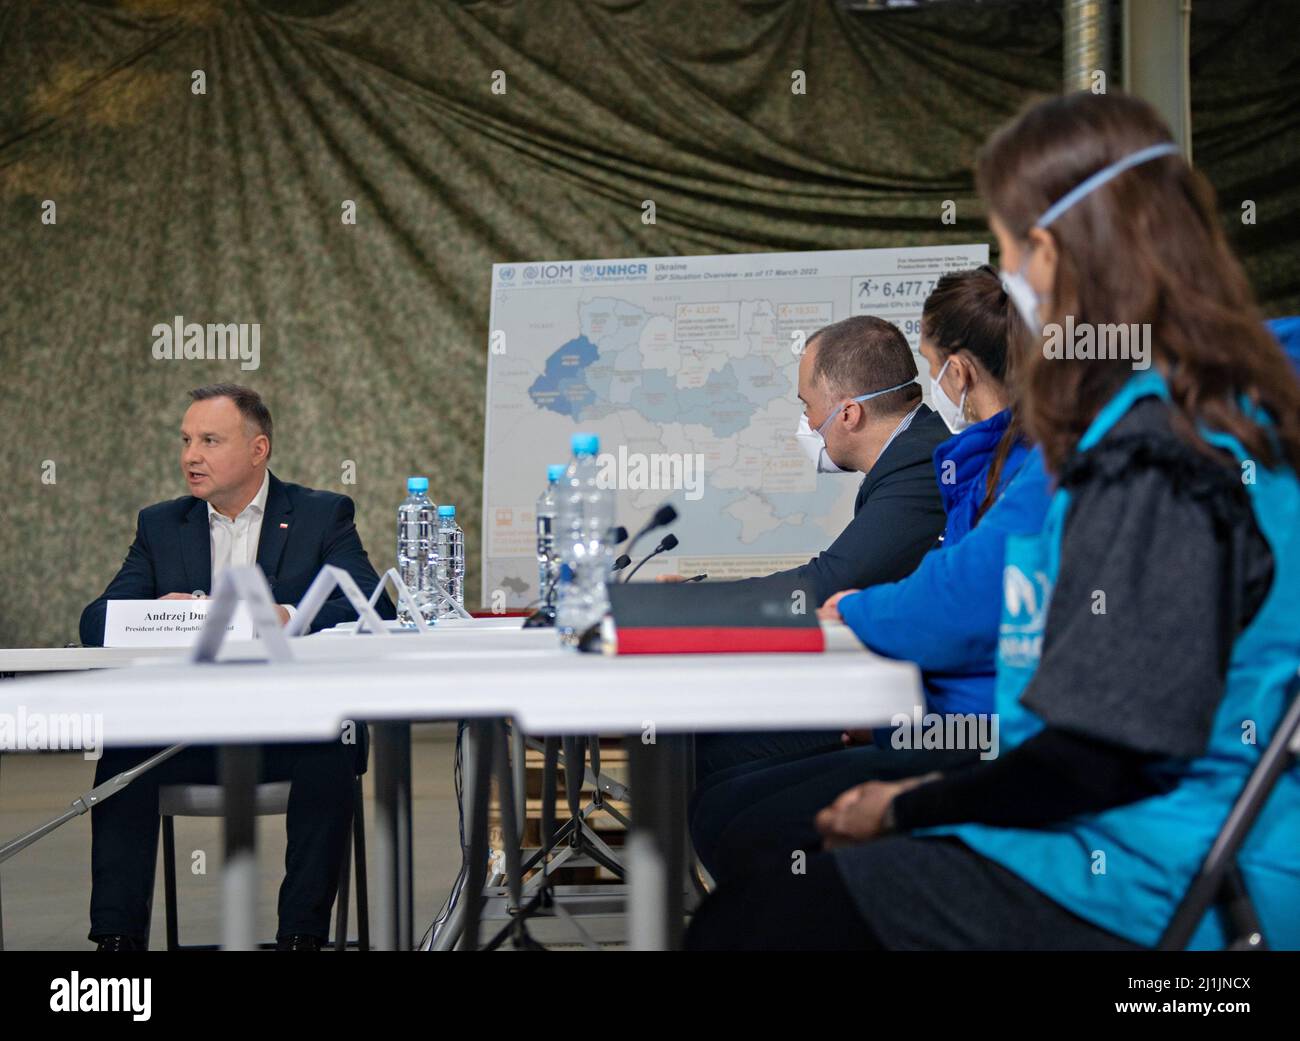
[1,0,1295,646]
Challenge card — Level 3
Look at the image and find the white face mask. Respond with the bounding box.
[796,410,849,473]
[1001,259,1042,337]
[796,380,915,473]
[930,357,971,435]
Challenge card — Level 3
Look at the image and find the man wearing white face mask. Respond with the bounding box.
[692,315,949,780]
[795,321,927,476]
[783,315,950,599]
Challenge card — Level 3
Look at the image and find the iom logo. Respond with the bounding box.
[999,564,1051,668]
[522,263,573,283]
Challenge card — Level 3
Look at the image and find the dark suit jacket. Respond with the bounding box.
[80,471,395,647]
[752,405,950,607]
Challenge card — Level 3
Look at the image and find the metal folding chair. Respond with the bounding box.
[159,775,369,951]
[1159,671,1300,950]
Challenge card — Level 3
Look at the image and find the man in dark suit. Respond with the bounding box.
[692,316,949,778]
[766,314,949,606]
[81,384,394,950]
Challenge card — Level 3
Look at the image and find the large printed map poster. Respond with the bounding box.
[481,245,988,607]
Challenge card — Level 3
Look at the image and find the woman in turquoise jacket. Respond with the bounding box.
[689,91,1300,950]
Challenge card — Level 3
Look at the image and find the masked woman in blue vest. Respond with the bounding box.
[688,90,1300,951]
[690,266,1047,880]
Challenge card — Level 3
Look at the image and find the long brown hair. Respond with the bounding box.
[921,264,1025,518]
[976,91,1300,475]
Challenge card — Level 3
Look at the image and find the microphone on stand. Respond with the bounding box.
[524,565,567,628]
[623,533,679,583]
[527,530,631,626]
[625,504,677,557]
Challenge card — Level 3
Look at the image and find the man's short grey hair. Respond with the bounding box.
[188,384,273,457]
[809,315,920,418]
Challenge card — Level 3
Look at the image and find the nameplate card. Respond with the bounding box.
[104,599,255,647]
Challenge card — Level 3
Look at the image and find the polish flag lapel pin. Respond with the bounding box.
[279,522,289,529]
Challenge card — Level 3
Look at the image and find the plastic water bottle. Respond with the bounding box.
[436,505,465,617]
[555,433,615,648]
[536,464,565,605]
[397,477,438,627]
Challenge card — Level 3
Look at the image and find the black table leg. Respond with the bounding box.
[373,722,413,951]
[626,733,688,950]
[462,719,494,950]
[220,745,260,951]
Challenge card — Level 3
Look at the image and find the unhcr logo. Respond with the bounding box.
[580,263,649,281]
[999,564,1051,668]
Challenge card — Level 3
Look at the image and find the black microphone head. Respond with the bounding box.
[659,533,679,552]
[611,525,629,545]
[627,503,678,553]
[613,553,632,571]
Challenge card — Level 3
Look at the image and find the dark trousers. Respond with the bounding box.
[687,842,880,950]
[693,729,842,788]
[687,837,1142,951]
[89,741,356,944]
[691,742,981,881]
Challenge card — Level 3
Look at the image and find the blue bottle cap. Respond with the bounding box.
[571,433,599,456]
[547,464,566,482]
[437,504,456,517]
[407,477,428,493]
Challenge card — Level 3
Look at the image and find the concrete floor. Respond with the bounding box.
[0,725,627,950]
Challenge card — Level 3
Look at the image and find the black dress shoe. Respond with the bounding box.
[95,934,142,951]
[276,934,323,951]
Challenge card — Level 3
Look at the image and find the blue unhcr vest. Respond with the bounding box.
[936,370,1300,949]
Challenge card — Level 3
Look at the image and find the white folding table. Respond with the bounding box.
[0,616,542,674]
[0,621,919,949]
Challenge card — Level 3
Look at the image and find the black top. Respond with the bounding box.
[744,405,949,607]
[892,397,1274,831]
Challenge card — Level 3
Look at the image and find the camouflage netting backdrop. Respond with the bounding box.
[2,0,1296,646]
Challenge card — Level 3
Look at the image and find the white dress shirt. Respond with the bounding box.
[208,469,271,579]
[204,470,294,620]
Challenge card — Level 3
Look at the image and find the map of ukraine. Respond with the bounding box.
[527,297,786,437]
